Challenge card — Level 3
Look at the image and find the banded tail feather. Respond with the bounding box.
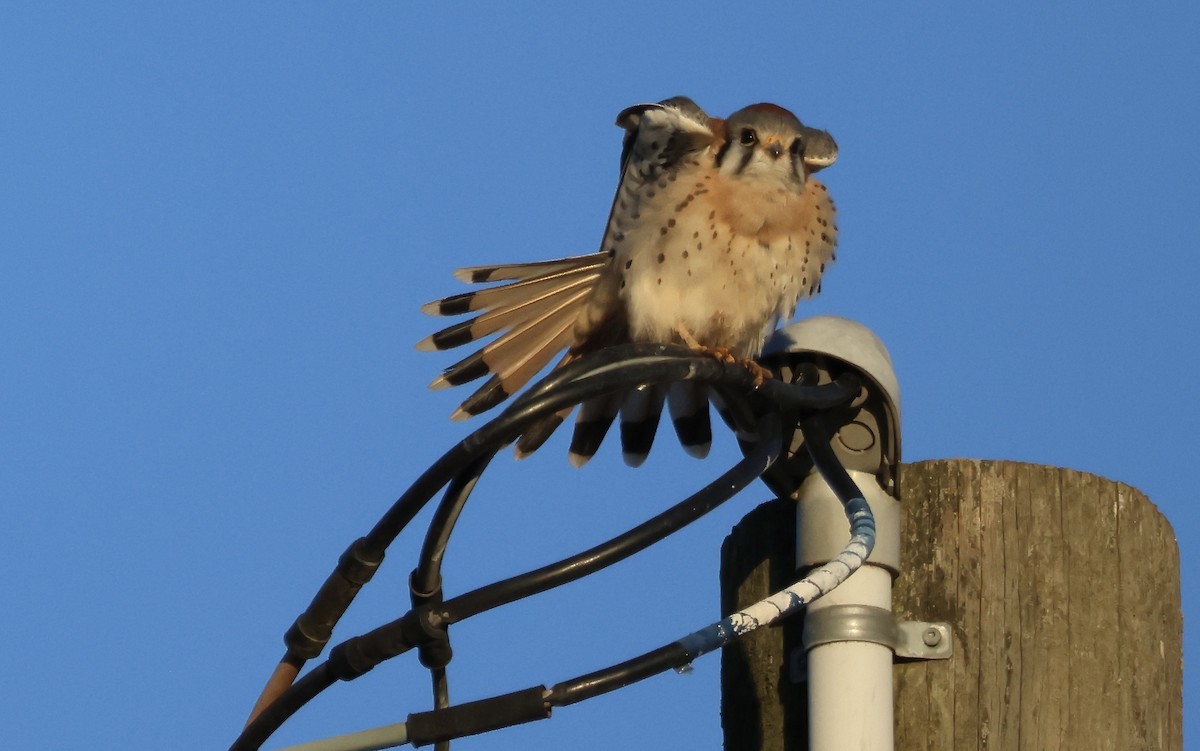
[452,252,609,284]
[421,254,603,422]
[567,391,622,468]
[618,384,667,468]
[666,381,713,459]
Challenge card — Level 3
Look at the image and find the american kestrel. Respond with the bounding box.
[419,96,838,467]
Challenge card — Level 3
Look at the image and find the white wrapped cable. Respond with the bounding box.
[676,493,874,659]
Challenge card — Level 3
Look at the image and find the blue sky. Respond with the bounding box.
[3,3,1197,749]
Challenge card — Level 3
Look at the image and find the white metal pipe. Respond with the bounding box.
[805,566,894,750]
[797,468,899,751]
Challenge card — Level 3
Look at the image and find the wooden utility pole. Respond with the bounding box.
[720,459,1181,750]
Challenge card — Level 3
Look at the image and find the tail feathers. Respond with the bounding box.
[421,253,609,422]
[567,383,708,468]
[416,272,598,353]
[518,383,717,466]
[420,253,740,465]
[453,252,608,284]
[619,384,667,467]
[514,407,570,459]
[568,393,621,468]
[431,284,585,389]
[667,382,712,459]
[446,294,584,420]
[513,352,578,458]
[421,262,604,318]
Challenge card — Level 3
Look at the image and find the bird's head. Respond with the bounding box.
[716,103,837,188]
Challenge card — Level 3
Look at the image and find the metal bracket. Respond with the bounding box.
[893,619,953,661]
[791,604,953,682]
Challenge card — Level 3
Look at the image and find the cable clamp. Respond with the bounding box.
[792,604,952,680]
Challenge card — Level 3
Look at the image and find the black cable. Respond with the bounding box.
[240,350,757,745]
[757,369,859,414]
[408,451,496,676]
[514,343,696,403]
[412,451,495,601]
[368,346,757,559]
[431,667,451,751]
[231,413,786,751]
[754,372,864,501]
[400,351,789,748]
[547,643,691,707]
[406,685,551,747]
[409,455,496,745]
[439,412,783,624]
[410,452,499,746]
[543,411,874,711]
[799,403,866,504]
[411,353,858,630]
[280,348,738,668]
[318,417,782,679]
[236,346,861,750]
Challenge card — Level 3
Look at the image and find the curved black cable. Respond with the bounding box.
[281,348,754,665]
[240,350,805,744]
[407,452,496,695]
[232,418,784,750]
[326,415,782,677]
[368,346,763,556]
[440,411,782,624]
[409,452,493,739]
[236,346,862,750]
[404,353,778,744]
[399,404,876,744]
[799,405,868,506]
[411,451,496,605]
[542,411,873,708]
[400,351,773,623]
[408,350,859,623]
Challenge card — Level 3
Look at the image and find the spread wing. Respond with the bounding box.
[564,98,721,466]
[616,96,714,175]
[419,97,719,464]
[567,97,717,352]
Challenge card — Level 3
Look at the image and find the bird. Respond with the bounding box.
[417,96,838,467]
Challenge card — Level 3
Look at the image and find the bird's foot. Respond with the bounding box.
[689,344,773,388]
[738,358,774,388]
[693,343,737,364]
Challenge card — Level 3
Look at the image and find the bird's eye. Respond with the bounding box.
[789,138,804,156]
[739,128,757,146]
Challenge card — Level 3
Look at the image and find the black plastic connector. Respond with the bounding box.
[285,537,384,660]
[406,685,551,747]
[327,607,446,681]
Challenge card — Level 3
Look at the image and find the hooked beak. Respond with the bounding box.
[764,138,784,160]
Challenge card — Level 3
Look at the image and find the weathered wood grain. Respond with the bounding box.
[722,459,1181,750]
